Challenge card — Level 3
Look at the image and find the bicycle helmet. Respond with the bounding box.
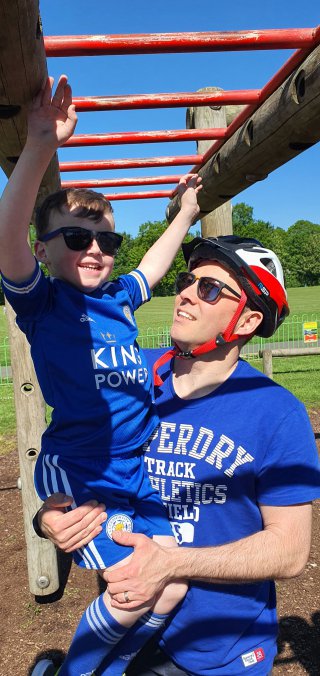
[182,235,289,337]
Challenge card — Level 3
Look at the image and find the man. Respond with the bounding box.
[36,236,320,676]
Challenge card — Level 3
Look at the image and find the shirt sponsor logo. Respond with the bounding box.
[106,513,133,540]
[241,647,265,667]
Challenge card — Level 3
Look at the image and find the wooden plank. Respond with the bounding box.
[166,44,320,223]
[260,347,320,358]
[0,0,60,203]
[0,0,59,594]
[260,346,320,379]
[6,303,59,596]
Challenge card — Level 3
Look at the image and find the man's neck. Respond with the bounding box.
[172,345,240,400]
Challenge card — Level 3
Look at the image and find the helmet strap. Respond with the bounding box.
[153,290,248,386]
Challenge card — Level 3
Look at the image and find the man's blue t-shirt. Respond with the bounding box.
[144,349,320,675]
[2,264,158,457]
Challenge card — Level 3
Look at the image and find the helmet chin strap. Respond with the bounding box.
[153,290,248,386]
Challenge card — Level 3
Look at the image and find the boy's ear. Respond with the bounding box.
[236,309,263,337]
[34,240,48,263]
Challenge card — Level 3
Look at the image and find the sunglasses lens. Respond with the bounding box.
[175,273,195,294]
[97,232,122,256]
[198,278,221,302]
[63,229,92,251]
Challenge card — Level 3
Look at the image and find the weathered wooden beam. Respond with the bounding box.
[0,0,60,205]
[166,44,320,223]
[0,0,60,595]
[5,302,59,595]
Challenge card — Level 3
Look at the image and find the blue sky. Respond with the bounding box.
[2,1,320,236]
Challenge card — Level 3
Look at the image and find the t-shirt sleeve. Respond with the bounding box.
[1,261,51,321]
[118,269,151,310]
[256,403,320,506]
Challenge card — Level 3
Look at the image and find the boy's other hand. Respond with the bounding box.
[27,74,78,150]
[177,173,202,220]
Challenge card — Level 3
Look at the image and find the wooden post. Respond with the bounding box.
[262,348,273,379]
[5,303,59,595]
[186,87,237,236]
[0,0,61,595]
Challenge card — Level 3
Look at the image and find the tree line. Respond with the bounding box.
[1,203,319,304]
[112,203,320,295]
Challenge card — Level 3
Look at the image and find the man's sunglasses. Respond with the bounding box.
[39,227,123,256]
[175,272,241,304]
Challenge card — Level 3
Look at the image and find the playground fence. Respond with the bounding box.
[1,313,319,395]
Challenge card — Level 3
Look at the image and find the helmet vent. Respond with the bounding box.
[261,257,276,277]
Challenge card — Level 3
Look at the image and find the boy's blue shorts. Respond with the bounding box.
[34,450,173,569]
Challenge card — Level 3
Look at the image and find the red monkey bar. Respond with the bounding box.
[44,28,319,57]
[46,25,320,202]
[72,90,260,112]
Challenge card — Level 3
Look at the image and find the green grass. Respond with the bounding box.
[0,383,17,455]
[0,307,9,341]
[135,296,175,333]
[249,356,320,407]
[287,286,320,315]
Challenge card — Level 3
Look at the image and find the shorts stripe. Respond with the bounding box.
[40,455,107,569]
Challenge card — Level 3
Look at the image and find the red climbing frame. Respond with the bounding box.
[44,27,320,201]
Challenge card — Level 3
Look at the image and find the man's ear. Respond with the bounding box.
[34,240,48,264]
[236,309,263,337]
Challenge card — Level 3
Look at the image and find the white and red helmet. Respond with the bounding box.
[182,235,289,337]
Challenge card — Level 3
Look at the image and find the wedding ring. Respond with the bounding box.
[123,590,130,603]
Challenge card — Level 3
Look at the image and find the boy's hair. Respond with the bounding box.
[35,188,114,239]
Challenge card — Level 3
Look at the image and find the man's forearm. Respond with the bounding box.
[165,510,311,585]
[166,533,292,585]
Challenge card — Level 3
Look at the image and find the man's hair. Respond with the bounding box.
[35,188,114,238]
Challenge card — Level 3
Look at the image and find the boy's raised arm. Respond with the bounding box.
[0,75,77,283]
[137,174,202,290]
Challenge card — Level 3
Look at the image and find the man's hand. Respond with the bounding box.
[38,493,107,553]
[27,74,77,150]
[105,531,175,609]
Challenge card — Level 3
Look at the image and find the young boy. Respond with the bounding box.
[0,75,201,676]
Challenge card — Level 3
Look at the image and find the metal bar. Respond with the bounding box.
[59,155,203,172]
[61,175,181,188]
[73,89,260,112]
[104,190,173,200]
[63,128,227,147]
[44,28,319,57]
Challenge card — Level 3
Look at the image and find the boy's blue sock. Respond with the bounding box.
[58,593,128,676]
[95,610,169,676]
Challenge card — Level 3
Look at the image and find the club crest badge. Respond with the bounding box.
[106,513,134,540]
[123,304,135,325]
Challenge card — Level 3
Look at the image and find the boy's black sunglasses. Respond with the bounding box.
[175,272,242,304]
[39,227,123,256]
